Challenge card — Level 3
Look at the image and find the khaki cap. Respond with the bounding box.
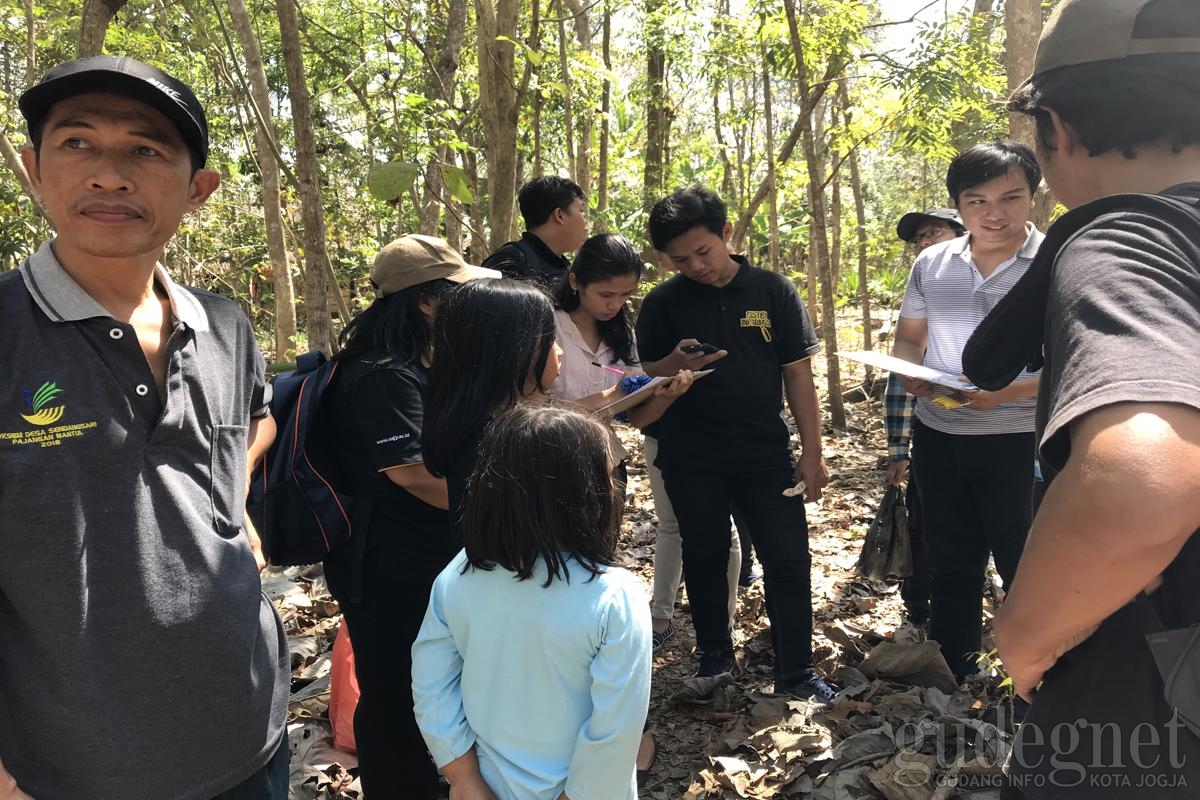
[370,235,500,296]
[1031,0,1200,79]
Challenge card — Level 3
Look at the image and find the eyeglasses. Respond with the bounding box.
[909,225,954,247]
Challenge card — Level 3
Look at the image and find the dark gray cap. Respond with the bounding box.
[19,55,209,167]
[895,208,964,243]
[1028,0,1200,81]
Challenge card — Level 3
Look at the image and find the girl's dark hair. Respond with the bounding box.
[552,233,642,365]
[422,278,556,475]
[334,279,453,365]
[945,140,1042,205]
[462,403,618,585]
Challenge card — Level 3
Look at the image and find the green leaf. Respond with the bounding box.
[367,161,421,202]
[494,35,542,67]
[439,164,475,204]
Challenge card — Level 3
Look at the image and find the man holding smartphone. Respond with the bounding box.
[636,186,833,704]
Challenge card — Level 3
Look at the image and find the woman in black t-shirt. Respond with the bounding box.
[324,235,496,799]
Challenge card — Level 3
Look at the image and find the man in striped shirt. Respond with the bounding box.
[891,141,1044,682]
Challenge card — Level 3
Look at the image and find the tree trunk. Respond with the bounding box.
[77,0,127,57]
[276,0,334,354]
[596,0,611,229]
[230,0,299,360]
[1,132,48,222]
[805,222,819,329]
[642,0,667,215]
[1004,0,1040,150]
[464,147,488,260]
[477,0,522,248]
[973,0,994,13]
[840,80,873,371]
[713,93,734,203]
[761,52,780,273]
[829,99,842,283]
[1004,0,1054,227]
[556,1,578,179]
[563,0,593,198]
[24,0,36,81]
[419,0,468,237]
[785,0,845,428]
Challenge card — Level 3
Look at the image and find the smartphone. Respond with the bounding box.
[681,343,720,355]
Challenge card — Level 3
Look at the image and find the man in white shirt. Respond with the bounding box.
[892,140,1043,681]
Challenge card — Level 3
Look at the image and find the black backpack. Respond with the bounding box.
[247,351,374,566]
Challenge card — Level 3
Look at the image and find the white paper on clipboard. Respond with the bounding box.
[597,369,715,416]
[836,351,977,392]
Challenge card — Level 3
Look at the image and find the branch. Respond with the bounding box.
[205,0,301,187]
[863,0,939,31]
[0,131,49,223]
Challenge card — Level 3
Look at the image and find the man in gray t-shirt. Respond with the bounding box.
[971,1,1200,796]
[0,57,288,799]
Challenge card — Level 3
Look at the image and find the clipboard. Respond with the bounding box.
[836,351,977,393]
[597,369,715,416]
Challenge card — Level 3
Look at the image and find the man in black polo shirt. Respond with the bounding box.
[482,175,588,289]
[0,57,287,799]
[960,1,1200,795]
[636,186,834,703]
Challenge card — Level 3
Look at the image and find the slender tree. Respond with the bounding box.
[840,79,873,371]
[642,0,668,214]
[276,0,335,353]
[761,46,779,273]
[419,0,469,237]
[785,0,845,427]
[596,0,611,227]
[228,0,299,359]
[476,0,524,247]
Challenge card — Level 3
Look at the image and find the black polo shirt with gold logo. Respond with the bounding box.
[636,255,819,471]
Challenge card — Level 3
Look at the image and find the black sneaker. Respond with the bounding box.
[696,647,740,679]
[677,648,740,706]
[777,671,837,706]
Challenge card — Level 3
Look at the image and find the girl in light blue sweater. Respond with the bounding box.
[412,404,652,800]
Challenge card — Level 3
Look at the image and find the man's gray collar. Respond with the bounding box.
[20,240,209,331]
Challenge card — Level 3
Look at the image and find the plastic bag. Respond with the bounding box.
[856,483,913,581]
[328,620,359,753]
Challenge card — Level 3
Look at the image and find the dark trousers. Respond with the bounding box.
[210,738,288,800]
[662,464,813,679]
[337,569,442,799]
[912,419,1034,681]
[899,476,931,624]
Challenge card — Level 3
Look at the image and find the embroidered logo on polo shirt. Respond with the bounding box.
[740,310,773,342]
[1,381,99,449]
[20,381,64,426]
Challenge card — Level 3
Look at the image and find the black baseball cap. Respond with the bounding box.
[19,55,209,168]
[895,208,965,243]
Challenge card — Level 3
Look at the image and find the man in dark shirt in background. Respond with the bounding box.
[482,176,588,289]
